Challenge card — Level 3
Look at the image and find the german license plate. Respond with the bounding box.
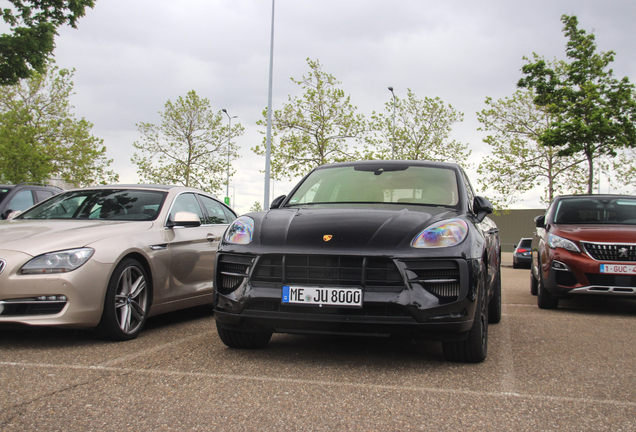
[600,264,636,274]
[282,286,362,307]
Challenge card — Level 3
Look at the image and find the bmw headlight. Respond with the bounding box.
[21,248,95,274]
[548,233,580,253]
[411,219,468,248]
[224,216,255,245]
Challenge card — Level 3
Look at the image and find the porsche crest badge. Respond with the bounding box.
[323,235,333,242]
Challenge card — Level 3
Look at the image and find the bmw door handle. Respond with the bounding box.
[207,233,219,242]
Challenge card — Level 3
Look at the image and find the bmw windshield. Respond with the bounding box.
[18,189,168,221]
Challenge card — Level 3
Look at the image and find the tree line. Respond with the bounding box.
[1,6,635,210]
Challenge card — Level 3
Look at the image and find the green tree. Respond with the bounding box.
[477,89,589,209]
[1,0,95,85]
[253,58,366,181]
[132,90,244,194]
[518,15,636,193]
[250,201,262,212]
[0,65,118,186]
[366,88,470,166]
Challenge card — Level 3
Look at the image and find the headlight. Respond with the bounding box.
[224,216,254,245]
[21,248,95,274]
[411,219,468,248]
[548,234,580,253]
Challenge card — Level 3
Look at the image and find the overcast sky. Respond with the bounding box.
[28,0,636,213]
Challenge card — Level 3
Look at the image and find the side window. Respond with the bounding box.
[35,190,55,202]
[7,190,35,212]
[460,170,475,211]
[222,206,237,223]
[198,195,229,224]
[170,193,205,224]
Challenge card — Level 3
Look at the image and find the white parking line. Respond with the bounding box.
[97,332,214,367]
[1,360,635,408]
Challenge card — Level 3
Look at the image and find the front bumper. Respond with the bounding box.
[542,248,636,298]
[0,250,111,328]
[213,253,482,340]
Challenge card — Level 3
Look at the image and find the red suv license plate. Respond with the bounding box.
[600,264,636,274]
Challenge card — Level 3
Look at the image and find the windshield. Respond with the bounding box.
[287,164,460,207]
[19,189,168,221]
[554,197,636,225]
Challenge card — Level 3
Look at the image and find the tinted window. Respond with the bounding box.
[7,190,34,212]
[554,197,636,224]
[198,195,230,224]
[20,189,168,220]
[170,193,205,224]
[35,190,55,202]
[519,239,532,248]
[287,165,459,207]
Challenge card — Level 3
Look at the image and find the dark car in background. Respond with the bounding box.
[513,238,532,269]
[213,160,501,363]
[531,194,636,308]
[0,183,63,219]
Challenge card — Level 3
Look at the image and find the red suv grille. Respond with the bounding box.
[581,243,636,262]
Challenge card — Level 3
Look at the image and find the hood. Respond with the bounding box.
[257,205,457,250]
[0,219,154,256]
[553,224,636,243]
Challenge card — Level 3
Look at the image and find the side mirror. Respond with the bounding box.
[6,210,21,221]
[270,195,287,209]
[535,214,545,228]
[473,196,493,222]
[167,211,201,228]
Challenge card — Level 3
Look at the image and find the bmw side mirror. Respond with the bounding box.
[166,211,201,228]
[535,215,545,228]
[6,210,21,221]
[270,195,286,209]
[473,196,493,222]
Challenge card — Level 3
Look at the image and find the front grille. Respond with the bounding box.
[403,260,461,301]
[244,300,412,318]
[216,254,255,294]
[586,274,636,288]
[252,255,403,289]
[582,242,636,262]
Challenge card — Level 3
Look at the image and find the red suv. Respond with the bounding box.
[531,194,636,309]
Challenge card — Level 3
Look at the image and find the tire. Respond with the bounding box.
[512,259,518,269]
[443,270,488,363]
[530,267,538,296]
[216,321,272,349]
[93,258,150,341]
[488,268,502,324]
[537,265,559,309]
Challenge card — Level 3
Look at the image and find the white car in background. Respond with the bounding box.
[0,185,236,340]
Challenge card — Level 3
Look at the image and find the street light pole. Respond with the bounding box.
[264,0,275,209]
[388,87,396,159]
[222,109,237,206]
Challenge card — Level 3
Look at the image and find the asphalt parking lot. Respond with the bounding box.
[1,253,635,431]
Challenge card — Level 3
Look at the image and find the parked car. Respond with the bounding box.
[0,183,63,219]
[531,194,636,308]
[213,160,501,363]
[513,238,532,269]
[0,184,236,340]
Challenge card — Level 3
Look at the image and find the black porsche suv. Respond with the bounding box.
[213,160,501,362]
